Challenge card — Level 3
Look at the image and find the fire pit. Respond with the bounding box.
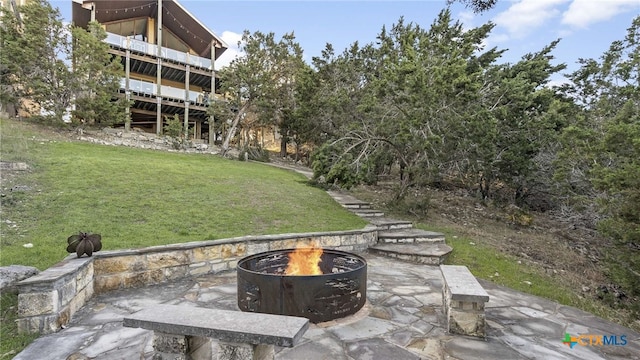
[237,246,367,323]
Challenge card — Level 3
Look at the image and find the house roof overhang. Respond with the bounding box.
[71,0,227,60]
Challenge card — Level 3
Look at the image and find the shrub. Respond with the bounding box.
[163,114,190,150]
[390,191,431,217]
[238,146,270,162]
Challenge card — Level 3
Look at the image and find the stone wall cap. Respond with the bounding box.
[440,265,490,302]
[17,257,93,287]
[123,304,309,347]
[92,228,375,259]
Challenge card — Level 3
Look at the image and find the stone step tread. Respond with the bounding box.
[366,217,413,229]
[369,242,453,257]
[344,203,372,209]
[378,228,445,239]
[355,210,385,217]
[327,191,371,207]
[354,208,384,214]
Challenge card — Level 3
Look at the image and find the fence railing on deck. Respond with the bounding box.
[105,32,213,69]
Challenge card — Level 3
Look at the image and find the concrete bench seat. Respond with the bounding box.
[123,304,309,360]
[440,265,490,338]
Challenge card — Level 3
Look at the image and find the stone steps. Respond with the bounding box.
[368,243,453,265]
[324,191,381,216]
[327,191,371,209]
[324,189,452,264]
[343,202,371,210]
[354,209,385,217]
[378,228,446,244]
[366,217,414,231]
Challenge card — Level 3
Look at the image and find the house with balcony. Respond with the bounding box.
[72,0,227,143]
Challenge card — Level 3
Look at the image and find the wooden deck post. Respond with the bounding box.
[208,40,216,145]
[156,0,163,135]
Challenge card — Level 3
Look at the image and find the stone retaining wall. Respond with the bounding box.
[78,128,215,153]
[16,227,377,334]
[16,258,94,334]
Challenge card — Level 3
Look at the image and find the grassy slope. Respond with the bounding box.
[424,225,619,320]
[0,120,367,270]
[0,119,367,358]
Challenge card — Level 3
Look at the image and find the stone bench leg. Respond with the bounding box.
[443,285,486,338]
[153,332,212,360]
[152,332,188,360]
[152,332,275,360]
[218,342,275,360]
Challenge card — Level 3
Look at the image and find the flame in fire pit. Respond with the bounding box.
[285,242,323,275]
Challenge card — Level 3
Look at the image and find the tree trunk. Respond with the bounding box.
[208,115,215,145]
[280,135,288,158]
[279,127,289,158]
[221,101,251,157]
[479,175,490,200]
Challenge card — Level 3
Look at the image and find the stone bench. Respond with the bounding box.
[123,304,309,360]
[440,265,490,338]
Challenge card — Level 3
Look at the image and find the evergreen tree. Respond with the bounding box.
[472,41,566,203]
[1,1,126,125]
[309,9,565,202]
[214,30,305,156]
[0,0,72,122]
[71,21,128,126]
[448,0,497,13]
[558,16,640,307]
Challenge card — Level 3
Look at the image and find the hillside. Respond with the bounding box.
[348,182,639,332]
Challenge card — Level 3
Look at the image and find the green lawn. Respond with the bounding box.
[1,118,368,358]
[0,119,367,270]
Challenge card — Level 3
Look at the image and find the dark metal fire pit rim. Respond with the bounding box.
[237,247,367,277]
[237,247,368,323]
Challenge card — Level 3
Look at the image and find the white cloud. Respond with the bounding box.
[458,10,476,29]
[493,0,570,39]
[214,31,244,69]
[546,77,572,89]
[488,33,511,44]
[562,0,640,28]
[557,28,574,38]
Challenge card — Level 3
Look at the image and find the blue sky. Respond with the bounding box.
[55,0,639,84]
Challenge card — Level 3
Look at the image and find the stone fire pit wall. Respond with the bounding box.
[15,227,377,334]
